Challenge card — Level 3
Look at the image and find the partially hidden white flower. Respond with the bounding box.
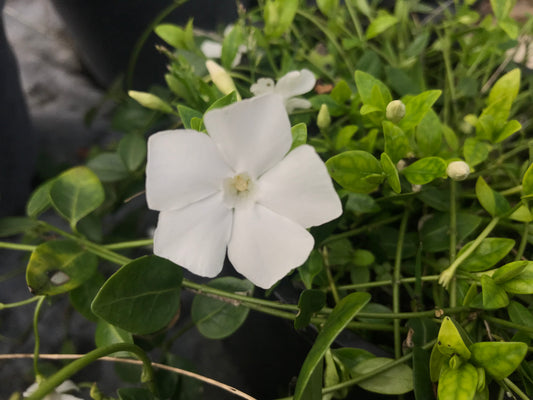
[250,69,316,113]
[23,380,82,400]
[146,94,342,289]
[201,25,247,68]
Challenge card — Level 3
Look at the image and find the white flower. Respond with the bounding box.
[446,161,470,181]
[250,69,316,113]
[201,25,247,68]
[146,94,342,289]
[23,380,82,400]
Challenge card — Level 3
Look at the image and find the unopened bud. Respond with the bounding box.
[386,100,406,123]
[206,60,240,99]
[317,104,331,129]
[446,161,470,181]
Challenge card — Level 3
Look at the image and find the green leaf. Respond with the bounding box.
[437,363,478,400]
[470,341,528,380]
[335,125,357,150]
[458,237,515,272]
[365,13,398,39]
[206,91,238,112]
[263,0,299,38]
[416,110,442,156]
[26,240,98,296]
[326,150,383,193]
[429,343,447,382]
[464,137,491,167]
[509,204,533,222]
[380,153,401,193]
[118,134,147,172]
[298,249,323,289]
[495,119,521,143]
[49,166,105,228]
[492,261,528,283]
[502,261,533,294]
[475,177,511,216]
[480,275,509,309]
[398,90,441,131]
[87,153,130,183]
[508,301,533,340]
[317,0,339,17]
[69,272,105,322]
[291,123,308,150]
[522,162,533,197]
[436,317,471,359]
[95,319,134,357]
[0,217,39,237]
[480,68,520,126]
[442,124,459,151]
[294,289,327,330]
[26,180,53,217]
[352,357,413,394]
[354,70,392,110]
[382,121,411,163]
[420,212,482,252]
[293,292,371,400]
[221,25,244,69]
[412,347,434,400]
[128,90,173,113]
[192,277,253,339]
[332,347,375,372]
[154,21,194,50]
[402,157,447,185]
[177,105,204,130]
[117,387,155,400]
[330,80,352,104]
[91,255,183,335]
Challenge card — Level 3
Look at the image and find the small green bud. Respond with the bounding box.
[449,354,464,369]
[206,60,241,99]
[446,160,470,181]
[386,100,406,123]
[317,103,331,129]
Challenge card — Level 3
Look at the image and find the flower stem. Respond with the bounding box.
[503,377,530,400]
[393,207,410,359]
[25,343,156,400]
[483,315,533,335]
[322,247,340,304]
[515,222,529,261]
[32,296,45,377]
[0,241,36,252]
[0,296,42,310]
[449,180,458,308]
[337,275,441,290]
[104,239,153,250]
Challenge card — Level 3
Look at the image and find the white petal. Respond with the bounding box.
[275,69,316,99]
[60,395,83,400]
[285,97,312,113]
[153,192,232,277]
[257,145,342,228]
[56,380,78,394]
[250,78,275,96]
[23,382,39,397]
[201,40,222,59]
[228,204,314,289]
[204,95,292,178]
[146,129,232,212]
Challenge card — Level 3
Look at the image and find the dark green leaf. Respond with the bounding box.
[480,275,509,309]
[412,347,434,400]
[298,249,324,289]
[352,357,413,394]
[0,217,40,237]
[416,110,442,156]
[177,105,204,130]
[118,134,147,172]
[87,153,129,183]
[69,272,105,322]
[221,25,244,69]
[26,180,53,218]
[206,91,238,112]
[295,289,326,329]
[508,301,533,340]
[420,212,482,252]
[95,319,134,357]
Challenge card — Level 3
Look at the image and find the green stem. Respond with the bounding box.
[344,0,365,42]
[439,217,500,288]
[449,180,457,307]
[500,185,522,196]
[0,296,42,310]
[483,315,533,335]
[503,377,530,400]
[515,222,529,261]
[32,296,45,377]
[0,242,36,252]
[393,207,410,359]
[338,274,441,290]
[25,343,156,400]
[322,247,340,304]
[104,239,153,250]
[320,215,402,246]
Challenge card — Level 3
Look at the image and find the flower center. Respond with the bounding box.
[223,172,256,208]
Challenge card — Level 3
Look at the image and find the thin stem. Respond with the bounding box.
[32,296,45,377]
[25,343,156,400]
[515,222,529,261]
[503,377,530,400]
[104,239,153,250]
[344,0,365,42]
[1,353,257,400]
[393,207,410,359]
[449,180,457,307]
[483,315,533,335]
[320,215,402,245]
[338,274,441,290]
[322,247,340,304]
[0,241,36,252]
[0,296,42,310]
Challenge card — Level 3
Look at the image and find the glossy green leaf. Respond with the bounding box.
[522,162,533,198]
[26,179,53,217]
[380,152,401,193]
[177,105,203,130]
[291,123,308,150]
[326,150,383,193]
[295,289,326,330]
[492,261,528,283]
[87,153,130,183]
[382,121,411,163]
[0,217,39,237]
[413,346,433,400]
[365,13,398,39]
[128,90,173,113]
[192,277,253,339]
[502,261,533,294]
[463,137,491,167]
[293,292,371,400]
[95,319,134,357]
[26,240,98,296]
[480,275,509,309]
[402,157,447,185]
[437,363,478,400]
[398,90,441,131]
[49,166,105,228]
[470,341,528,380]
[475,177,511,216]
[91,255,182,335]
[437,317,471,359]
[352,357,413,394]
[458,237,515,272]
[118,134,147,172]
[354,70,392,110]
[416,110,442,156]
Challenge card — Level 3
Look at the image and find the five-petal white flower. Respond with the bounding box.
[23,380,82,400]
[146,94,342,288]
[250,69,316,113]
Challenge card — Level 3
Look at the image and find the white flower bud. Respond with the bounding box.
[206,60,240,99]
[317,103,331,129]
[446,161,470,181]
[386,100,406,123]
